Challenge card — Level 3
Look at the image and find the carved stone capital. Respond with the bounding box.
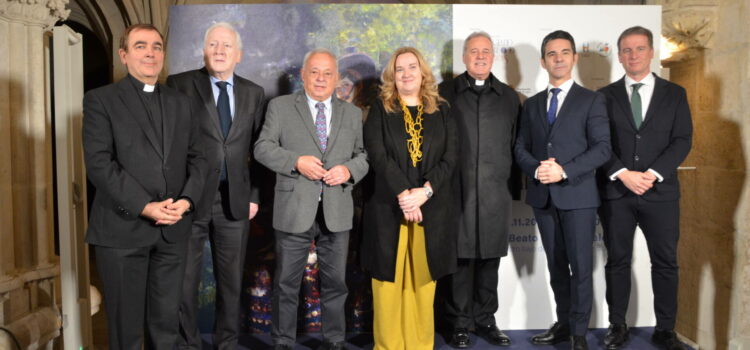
[0,0,70,29]
[661,1,718,50]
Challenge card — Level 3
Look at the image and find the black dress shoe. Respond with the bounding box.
[273,345,293,350]
[449,328,470,348]
[317,341,346,350]
[475,324,511,346]
[604,323,629,349]
[571,335,588,350]
[530,322,570,345]
[652,329,687,350]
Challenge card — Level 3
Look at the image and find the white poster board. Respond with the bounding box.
[452,5,662,329]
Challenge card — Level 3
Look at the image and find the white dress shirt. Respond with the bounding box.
[545,78,575,115]
[305,93,333,136]
[210,74,235,119]
[624,72,655,121]
[609,72,664,182]
[535,79,575,180]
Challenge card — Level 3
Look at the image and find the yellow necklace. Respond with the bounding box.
[400,98,424,167]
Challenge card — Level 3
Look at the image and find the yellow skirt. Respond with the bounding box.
[372,221,436,350]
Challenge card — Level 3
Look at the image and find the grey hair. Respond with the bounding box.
[463,31,494,55]
[302,48,338,71]
[204,22,243,51]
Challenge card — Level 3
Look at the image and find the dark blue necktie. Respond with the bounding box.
[547,87,561,125]
[216,81,231,181]
[216,81,232,138]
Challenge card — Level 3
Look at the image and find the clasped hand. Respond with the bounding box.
[141,198,191,225]
[537,158,564,184]
[296,155,351,186]
[398,188,429,223]
[617,170,656,195]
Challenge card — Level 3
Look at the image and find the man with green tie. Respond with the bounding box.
[597,26,693,350]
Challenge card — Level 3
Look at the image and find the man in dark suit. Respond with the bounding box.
[439,31,519,348]
[166,22,265,350]
[254,49,368,350]
[82,24,206,350]
[597,26,692,350]
[514,30,610,350]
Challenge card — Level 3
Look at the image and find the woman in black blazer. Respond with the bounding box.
[362,46,458,350]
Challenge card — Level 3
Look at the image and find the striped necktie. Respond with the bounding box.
[315,102,327,151]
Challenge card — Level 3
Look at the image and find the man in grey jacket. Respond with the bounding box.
[254,49,368,350]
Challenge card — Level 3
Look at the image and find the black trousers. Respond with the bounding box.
[272,204,349,346]
[177,184,250,350]
[95,234,187,350]
[445,257,501,329]
[599,194,680,331]
[533,203,596,336]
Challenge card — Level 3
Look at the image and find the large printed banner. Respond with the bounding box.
[451,5,661,330]
[167,4,660,332]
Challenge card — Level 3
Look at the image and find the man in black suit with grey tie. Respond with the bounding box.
[597,26,692,350]
[167,22,265,350]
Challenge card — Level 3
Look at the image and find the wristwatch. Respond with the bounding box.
[424,186,433,199]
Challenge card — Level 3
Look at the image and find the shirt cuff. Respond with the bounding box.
[648,168,664,182]
[534,167,539,180]
[177,196,194,213]
[610,168,627,181]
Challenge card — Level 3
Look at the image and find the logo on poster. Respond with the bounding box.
[597,42,611,57]
[494,38,514,55]
[581,42,611,57]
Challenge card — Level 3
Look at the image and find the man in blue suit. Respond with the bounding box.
[514,30,611,350]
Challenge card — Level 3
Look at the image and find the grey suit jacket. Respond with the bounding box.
[254,91,368,233]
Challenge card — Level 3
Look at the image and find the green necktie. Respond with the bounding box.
[631,83,644,129]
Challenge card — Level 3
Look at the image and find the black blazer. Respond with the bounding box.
[83,77,207,248]
[514,82,610,210]
[597,73,693,201]
[167,68,265,220]
[361,99,458,282]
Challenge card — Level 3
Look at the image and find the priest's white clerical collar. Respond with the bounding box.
[143,84,155,92]
[475,79,485,86]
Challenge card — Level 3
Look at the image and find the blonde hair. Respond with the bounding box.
[379,47,445,114]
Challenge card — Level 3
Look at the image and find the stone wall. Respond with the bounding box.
[659,0,750,349]
[0,0,69,349]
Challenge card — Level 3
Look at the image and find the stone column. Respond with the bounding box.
[659,0,750,349]
[711,2,750,349]
[0,0,69,349]
[0,0,69,270]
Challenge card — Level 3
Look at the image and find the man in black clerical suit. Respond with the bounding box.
[597,26,692,350]
[439,31,519,348]
[514,30,610,350]
[166,22,266,350]
[83,24,206,350]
